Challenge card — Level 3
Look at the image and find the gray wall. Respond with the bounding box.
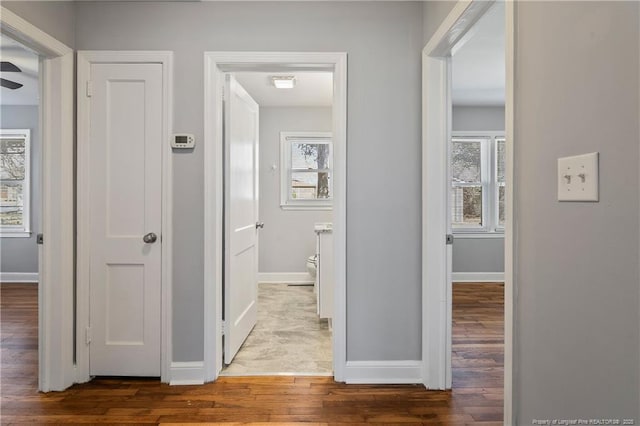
[3,2,76,49]
[423,0,456,46]
[258,107,332,274]
[0,106,40,274]
[514,1,639,421]
[74,1,424,362]
[452,106,505,274]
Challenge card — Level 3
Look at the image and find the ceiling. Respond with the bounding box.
[234,72,332,107]
[452,2,505,107]
[0,35,39,106]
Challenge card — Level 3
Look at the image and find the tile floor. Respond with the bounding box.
[221,283,333,375]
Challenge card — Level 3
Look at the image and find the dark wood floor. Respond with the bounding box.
[0,282,504,425]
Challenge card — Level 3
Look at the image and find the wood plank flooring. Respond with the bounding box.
[0,282,504,425]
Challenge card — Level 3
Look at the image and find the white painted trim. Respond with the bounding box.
[422,0,500,392]
[76,51,174,384]
[258,272,314,284]
[453,233,504,239]
[504,1,516,423]
[204,52,347,383]
[170,362,205,386]
[0,272,39,283]
[343,361,422,384]
[0,231,32,238]
[452,272,504,283]
[1,6,75,393]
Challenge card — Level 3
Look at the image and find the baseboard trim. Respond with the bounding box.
[0,272,39,283]
[169,361,205,385]
[452,272,504,283]
[343,360,422,384]
[258,272,314,284]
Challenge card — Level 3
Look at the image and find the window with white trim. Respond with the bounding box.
[450,131,505,233]
[0,129,31,237]
[280,132,333,210]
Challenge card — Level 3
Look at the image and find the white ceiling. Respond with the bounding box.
[452,2,505,107]
[0,35,39,106]
[234,72,333,107]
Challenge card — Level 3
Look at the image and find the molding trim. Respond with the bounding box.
[0,273,39,283]
[170,362,205,386]
[258,272,314,284]
[76,51,174,385]
[452,272,505,283]
[204,52,348,384]
[343,361,422,384]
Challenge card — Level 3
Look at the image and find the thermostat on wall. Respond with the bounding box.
[171,134,195,149]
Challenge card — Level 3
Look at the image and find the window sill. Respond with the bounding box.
[453,232,504,239]
[281,204,333,211]
[0,231,32,238]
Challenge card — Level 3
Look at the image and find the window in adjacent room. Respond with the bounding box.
[450,131,505,232]
[0,129,31,237]
[280,131,332,210]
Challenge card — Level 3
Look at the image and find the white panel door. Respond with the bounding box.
[89,63,163,376]
[224,74,260,364]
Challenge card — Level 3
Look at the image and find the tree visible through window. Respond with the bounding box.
[0,130,31,235]
[281,132,332,209]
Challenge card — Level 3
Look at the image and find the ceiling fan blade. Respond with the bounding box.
[1,78,23,90]
[1,62,22,73]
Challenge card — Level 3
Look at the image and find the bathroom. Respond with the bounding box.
[221,71,334,375]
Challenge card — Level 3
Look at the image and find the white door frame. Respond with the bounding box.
[0,7,74,392]
[421,0,515,423]
[76,51,174,383]
[203,52,347,382]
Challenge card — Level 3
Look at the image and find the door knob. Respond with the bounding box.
[255,222,265,229]
[143,232,158,243]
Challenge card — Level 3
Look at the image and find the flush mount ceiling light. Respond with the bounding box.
[271,75,296,89]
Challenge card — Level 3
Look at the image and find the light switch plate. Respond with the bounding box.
[557,152,599,202]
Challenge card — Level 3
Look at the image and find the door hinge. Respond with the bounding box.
[36,233,44,245]
[446,234,454,245]
[85,326,92,345]
[221,320,227,336]
[86,80,93,97]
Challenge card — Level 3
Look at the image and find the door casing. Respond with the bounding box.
[422,0,516,423]
[203,52,348,382]
[76,51,174,384]
[0,6,75,392]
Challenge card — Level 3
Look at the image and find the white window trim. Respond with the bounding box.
[451,130,505,234]
[0,129,31,238]
[280,131,333,210]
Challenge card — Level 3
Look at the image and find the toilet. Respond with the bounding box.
[306,255,317,278]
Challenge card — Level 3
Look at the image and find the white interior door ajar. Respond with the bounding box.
[88,63,163,376]
[224,74,260,364]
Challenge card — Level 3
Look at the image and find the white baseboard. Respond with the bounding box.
[452,272,504,283]
[0,272,39,283]
[343,360,422,384]
[258,272,314,284]
[169,361,205,385]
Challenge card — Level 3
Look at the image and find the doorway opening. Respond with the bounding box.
[448,1,506,399]
[219,71,334,376]
[0,32,41,389]
[203,52,347,382]
[0,7,74,392]
[422,0,514,422]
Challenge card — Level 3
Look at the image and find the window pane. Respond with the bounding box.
[498,184,505,227]
[291,172,331,200]
[0,182,24,226]
[496,138,506,183]
[451,186,482,227]
[452,140,481,183]
[0,138,26,180]
[291,142,331,170]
